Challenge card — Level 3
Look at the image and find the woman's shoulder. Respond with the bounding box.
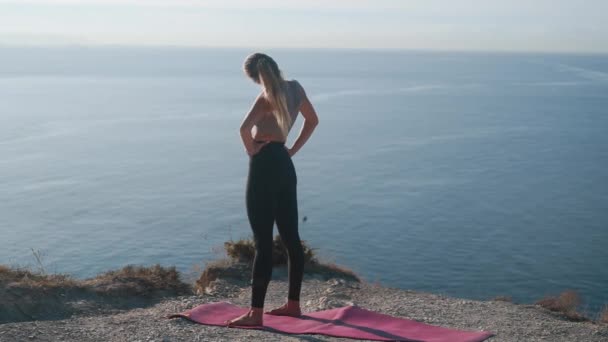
[288,79,306,97]
[289,78,302,85]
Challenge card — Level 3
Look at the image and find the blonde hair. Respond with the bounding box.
[243,53,292,139]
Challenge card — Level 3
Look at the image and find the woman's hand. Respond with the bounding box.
[248,141,270,157]
[285,146,294,157]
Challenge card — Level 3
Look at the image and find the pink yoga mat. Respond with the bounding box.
[169,301,494,342]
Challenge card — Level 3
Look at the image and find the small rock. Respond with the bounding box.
[326,279,340,286]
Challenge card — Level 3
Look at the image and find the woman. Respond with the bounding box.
[225,53,319,327]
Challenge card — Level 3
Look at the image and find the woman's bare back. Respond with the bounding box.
[252,80,306,142]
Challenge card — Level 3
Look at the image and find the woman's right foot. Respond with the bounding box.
[265,300,302,317]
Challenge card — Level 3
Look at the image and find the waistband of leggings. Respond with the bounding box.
[254,140,285,145]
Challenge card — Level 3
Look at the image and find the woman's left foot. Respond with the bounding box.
[265,303,301,317]
[225,309,263,327]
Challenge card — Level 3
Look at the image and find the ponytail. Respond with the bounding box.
[257,58,292,140]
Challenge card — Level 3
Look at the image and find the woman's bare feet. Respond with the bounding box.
[265,299,302,317]
[225,307,264,327]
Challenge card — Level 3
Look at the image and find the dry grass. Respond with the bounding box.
[600,304,608,324]
[194,257,361,295]
[492,296,513,302]
[82,264,191,297]
[195,236,362,294]
[535,290,589,322]
[194,259,250,294]
[223,234,359,281]
[1,263,190,296]
[224,234,317,266]
[0,264,78,289]
[1,263,192,323]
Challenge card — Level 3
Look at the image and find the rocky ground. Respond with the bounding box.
[1,267,606,342]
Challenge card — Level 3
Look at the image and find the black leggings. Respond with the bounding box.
[246,141,305,308]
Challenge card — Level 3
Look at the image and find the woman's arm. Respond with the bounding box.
[289,87,319,157]
[240,94,270,156]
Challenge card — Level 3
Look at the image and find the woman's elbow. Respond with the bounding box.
[305,114,319,126]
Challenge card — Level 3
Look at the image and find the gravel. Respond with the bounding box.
[1,274,606,342]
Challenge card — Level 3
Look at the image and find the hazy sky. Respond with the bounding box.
[1,0,607,52]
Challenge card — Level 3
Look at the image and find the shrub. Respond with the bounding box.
[195,236,362,294]
[492,296,513,302]
[1,263,191,323]
[82,264,191,297]
[600,304,608,324]
[0,265,77,289]
[224,235,318,266]
[535,290,588,322]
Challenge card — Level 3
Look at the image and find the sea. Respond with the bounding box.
[1,47,606,314]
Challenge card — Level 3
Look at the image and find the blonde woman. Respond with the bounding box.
[225,53,319,327]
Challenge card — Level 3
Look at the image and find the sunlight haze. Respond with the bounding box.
[1,1,607,53]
